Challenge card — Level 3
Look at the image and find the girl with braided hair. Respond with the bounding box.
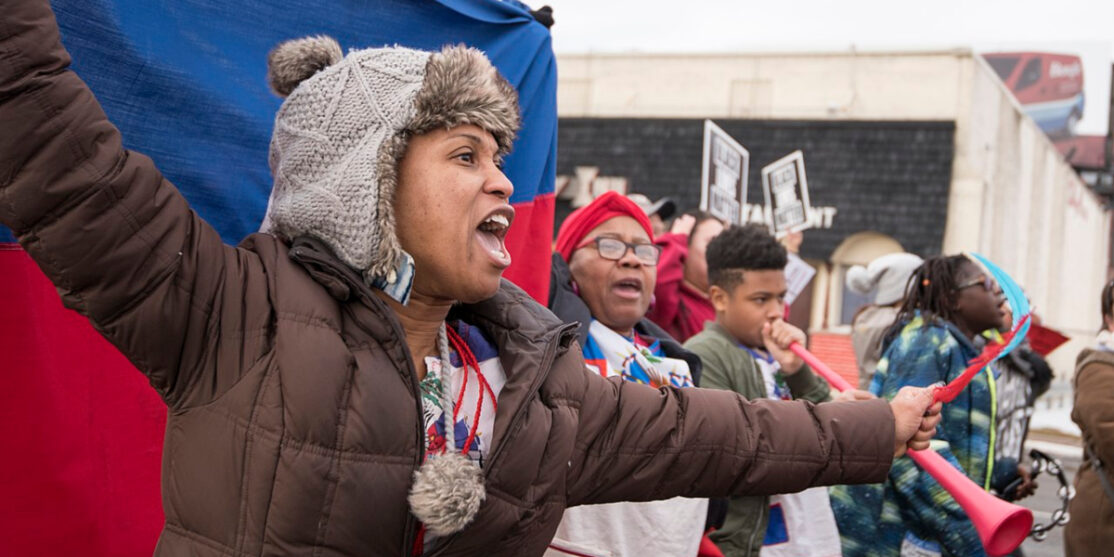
[831,254,1008,557]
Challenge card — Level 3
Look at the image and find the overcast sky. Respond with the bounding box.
[546,0,1114,134]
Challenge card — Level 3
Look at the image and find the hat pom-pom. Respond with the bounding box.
[845,264,876,295]
[267,35,343,97]
[408,452,485,536]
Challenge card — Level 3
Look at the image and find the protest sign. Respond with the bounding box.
[700,120,749,225]
[784,253,817,307]
[761,150,812,237]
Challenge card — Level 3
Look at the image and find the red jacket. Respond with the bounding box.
[647,233,716,343]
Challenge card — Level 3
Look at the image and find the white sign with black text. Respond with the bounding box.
[761,150,812,237]
[700,120,749,226]
[783,253,816,307]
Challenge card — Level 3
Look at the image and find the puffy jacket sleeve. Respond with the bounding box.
[0,0,272,409]
[785,363,833,403]
[564,363,896,506]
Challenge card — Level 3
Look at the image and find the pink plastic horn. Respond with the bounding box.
[789,343,1033,556]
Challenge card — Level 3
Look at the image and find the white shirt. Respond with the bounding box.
[752,351,843,557]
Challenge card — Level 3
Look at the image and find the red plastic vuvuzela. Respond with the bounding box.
[788,342,1033,556]
[905,449,1033,555]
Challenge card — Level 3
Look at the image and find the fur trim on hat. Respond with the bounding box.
[369,133,410,281]
[266,35,343,97]
[409,45,520,155]
[408,452,486,536]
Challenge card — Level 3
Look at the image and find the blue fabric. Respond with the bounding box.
[970,252,1031,356]
[581,324,696,388]
[763,503,789,545]
[581,330,666,385]
[448,320,500,366]
[0,0,556,244]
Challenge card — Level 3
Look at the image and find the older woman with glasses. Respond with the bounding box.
[546,191,712,556]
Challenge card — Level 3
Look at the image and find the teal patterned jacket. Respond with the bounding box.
[830,315,996,556]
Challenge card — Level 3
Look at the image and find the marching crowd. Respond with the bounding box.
[1,0,1112,556]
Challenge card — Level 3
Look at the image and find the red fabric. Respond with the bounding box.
[554,191,653,262]
[935,315,1029,404]
[503,193,554,303]
[698,532,726,557]
[0,247,166,556]
[645,233,716,343]
[1027,323,1071,357]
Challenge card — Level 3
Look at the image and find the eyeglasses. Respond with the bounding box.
[576,237,662,265]
[954,275,995,293]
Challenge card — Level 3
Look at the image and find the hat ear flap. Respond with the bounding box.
[267,35,343,97]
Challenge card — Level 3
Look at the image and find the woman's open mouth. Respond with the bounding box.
[475,207,514,268]
[611,277,643,300]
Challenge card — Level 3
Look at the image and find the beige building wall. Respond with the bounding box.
[558,51,968,120]
[557,49,1111,340]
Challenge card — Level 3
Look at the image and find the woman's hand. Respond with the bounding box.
[669,214,696,237]
[889,386,943,458]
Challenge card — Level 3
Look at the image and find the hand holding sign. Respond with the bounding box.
[669,214,696,236]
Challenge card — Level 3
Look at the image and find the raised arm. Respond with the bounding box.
[0,0,272,408]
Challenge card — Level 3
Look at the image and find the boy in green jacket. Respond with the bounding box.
[685,224,869,557]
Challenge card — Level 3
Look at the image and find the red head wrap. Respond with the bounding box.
[554,191,654,262]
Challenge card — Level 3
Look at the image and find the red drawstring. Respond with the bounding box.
[411,325,493,556]
[445,324,497,456]
[411,524,426,557]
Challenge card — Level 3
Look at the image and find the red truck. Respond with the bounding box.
[982,52,1085,137]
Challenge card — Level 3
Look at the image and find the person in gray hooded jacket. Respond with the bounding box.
[847,253,924,389]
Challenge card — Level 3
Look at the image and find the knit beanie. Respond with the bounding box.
[846,252,924,306]
[260,36,520,304]
[554,191,654,262]
[260,35,519,537]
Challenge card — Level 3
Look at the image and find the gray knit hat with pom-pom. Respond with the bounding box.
[846,252,924,306]
[261,36,519,303]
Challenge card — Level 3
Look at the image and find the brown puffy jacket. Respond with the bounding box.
[0,2,897,555]
[1065,348,1114,556]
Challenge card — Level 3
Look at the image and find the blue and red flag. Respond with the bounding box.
[0,1,555,554]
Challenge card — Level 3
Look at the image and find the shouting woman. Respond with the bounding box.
[1,1,940,555]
